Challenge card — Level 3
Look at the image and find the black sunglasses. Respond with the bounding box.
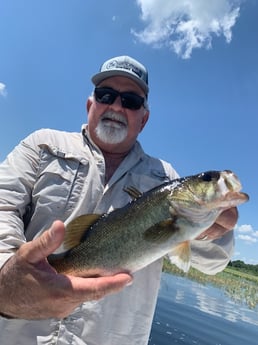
[94,87,146,110]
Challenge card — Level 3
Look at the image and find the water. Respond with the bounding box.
[149,273,258,345]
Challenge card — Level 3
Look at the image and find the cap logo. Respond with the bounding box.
[92,56,149,94]
[105,60,144,80]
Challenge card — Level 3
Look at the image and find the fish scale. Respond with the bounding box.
[48,170,249,276]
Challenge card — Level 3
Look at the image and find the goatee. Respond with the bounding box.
[95,111,128,144]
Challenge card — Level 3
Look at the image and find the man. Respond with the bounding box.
[0,55,237,344]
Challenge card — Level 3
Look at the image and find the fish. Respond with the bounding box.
[48,170,249,276]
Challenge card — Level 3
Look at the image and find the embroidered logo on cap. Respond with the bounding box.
[105,60,144,79]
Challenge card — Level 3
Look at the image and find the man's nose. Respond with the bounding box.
[110,95,123,110]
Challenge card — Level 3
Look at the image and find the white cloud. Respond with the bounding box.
[236,224,253,233]
[248,258,258,264]
[0,82,7,97]
[132,0,240,58]
[235,224,258,244]
[237,234,257,244]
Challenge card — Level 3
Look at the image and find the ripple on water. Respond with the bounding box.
[149,273,258,345]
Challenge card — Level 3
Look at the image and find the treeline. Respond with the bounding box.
[228,260,258,276]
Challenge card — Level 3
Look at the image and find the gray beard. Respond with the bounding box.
[95,111,128,144]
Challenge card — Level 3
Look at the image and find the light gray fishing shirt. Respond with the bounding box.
[0,126,234,345]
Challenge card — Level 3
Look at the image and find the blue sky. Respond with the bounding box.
[0,0,257,264]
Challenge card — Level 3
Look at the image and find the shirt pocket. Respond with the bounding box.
[32,145,83,215]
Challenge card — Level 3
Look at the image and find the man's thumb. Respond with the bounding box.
[22,221,65,264]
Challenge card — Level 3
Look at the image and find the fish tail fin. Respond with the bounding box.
[167,241,191,273]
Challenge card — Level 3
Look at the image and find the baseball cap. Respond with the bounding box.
[91,55,149,95]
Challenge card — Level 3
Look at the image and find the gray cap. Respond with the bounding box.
[91,55,149,95]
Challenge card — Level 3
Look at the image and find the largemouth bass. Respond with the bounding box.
[48,170,248,276]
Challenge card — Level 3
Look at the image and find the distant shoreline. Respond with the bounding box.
[162,258,258,310]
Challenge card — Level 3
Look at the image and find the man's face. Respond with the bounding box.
[87,76,149,154]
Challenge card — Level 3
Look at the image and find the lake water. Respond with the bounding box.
[149,273,258,345]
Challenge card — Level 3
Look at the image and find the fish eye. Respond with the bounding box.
[200,171,220,182]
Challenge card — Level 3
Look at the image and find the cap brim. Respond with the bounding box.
[92,70,149,95]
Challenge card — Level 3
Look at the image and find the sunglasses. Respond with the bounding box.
[94,87,146,110]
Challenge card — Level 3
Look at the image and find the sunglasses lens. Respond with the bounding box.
[94,88,145,110]
[120,93,144,110]
[94,88,117,105]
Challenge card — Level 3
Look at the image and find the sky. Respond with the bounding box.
[0,0,257,264]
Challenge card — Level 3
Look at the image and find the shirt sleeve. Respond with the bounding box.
[190,230,234,274]
[0,133,39,269]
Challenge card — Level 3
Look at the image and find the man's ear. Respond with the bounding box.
[140,111,150,132]
[86,97,93,112]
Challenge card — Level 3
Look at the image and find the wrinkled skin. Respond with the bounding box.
[196,207,238,240]
[0,221,132,319]
[0,208,237,319]
[0,76,238,319]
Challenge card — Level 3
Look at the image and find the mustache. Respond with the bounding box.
[100,111,128,126]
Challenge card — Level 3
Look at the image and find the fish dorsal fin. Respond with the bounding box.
[123,186,143,200]
[167,241,191,273]
[144,219,178,243]
[64,214,102,250]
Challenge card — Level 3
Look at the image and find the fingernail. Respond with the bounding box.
[49,222,58,239]
[126,277,133,286]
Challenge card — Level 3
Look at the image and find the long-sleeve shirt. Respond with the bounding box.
[0,125,234,345]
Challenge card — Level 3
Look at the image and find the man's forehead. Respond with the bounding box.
[97,76,145,94]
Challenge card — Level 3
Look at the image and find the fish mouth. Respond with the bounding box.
[169,170,249,217]
[219,170,242,193]
[218,191,249,207]
[215,170,249,207]
[101,111,128,128]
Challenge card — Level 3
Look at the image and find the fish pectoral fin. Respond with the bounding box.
[144,219,178,243]
[167,241,191,273]
[64,214,102,250]
[123,186,143,200]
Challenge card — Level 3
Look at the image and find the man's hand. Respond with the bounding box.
[0,221,132,320]
[195,207,238,241]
